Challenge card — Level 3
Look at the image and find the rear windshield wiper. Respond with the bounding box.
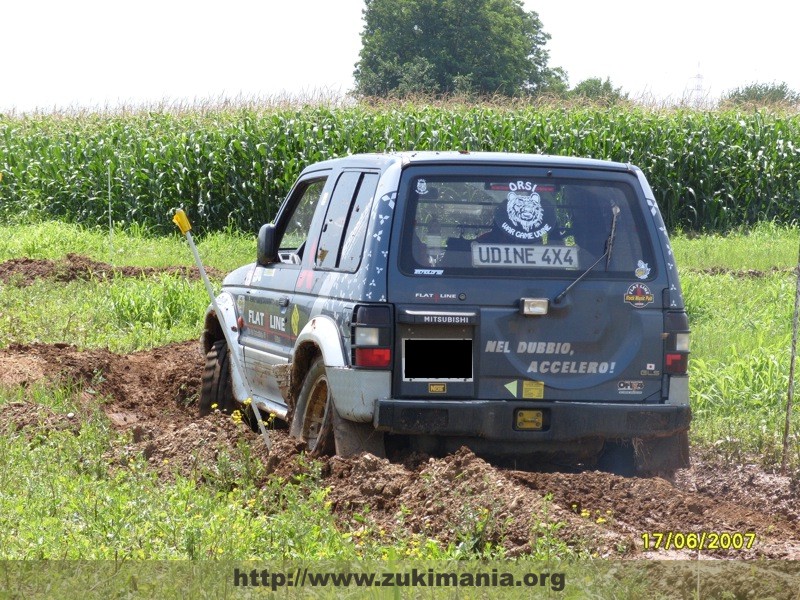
[554,204,620,304]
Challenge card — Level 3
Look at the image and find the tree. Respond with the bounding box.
[569,77,628,104]
[352,0,565,97]
[721,82,800,107]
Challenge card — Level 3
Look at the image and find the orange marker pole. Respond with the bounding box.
[172,210,271,451]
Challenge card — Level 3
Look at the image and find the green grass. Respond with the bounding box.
[0,222,257,352]
[673,221,799,271]
[0,221,255,272]
[0,382,578,561]
[673,223,800,467]
[0,386,374,560]
[0,275,210,352]
[681,271,794,359]
[1,221,799,565]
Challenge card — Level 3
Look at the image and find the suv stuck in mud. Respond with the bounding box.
[200,151,691,474]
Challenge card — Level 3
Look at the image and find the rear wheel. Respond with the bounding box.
[290,357,335,456]
[634,431,691,479]
[332,408,385,458]
[596,441,636,477]
[200,339,238,416]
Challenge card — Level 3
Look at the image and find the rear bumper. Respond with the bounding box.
[374,399,691,442]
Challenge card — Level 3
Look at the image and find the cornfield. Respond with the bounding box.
[1,104,799,233]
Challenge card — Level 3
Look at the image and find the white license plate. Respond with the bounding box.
[472,244,579,269]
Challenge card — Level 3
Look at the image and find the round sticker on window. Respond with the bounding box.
[624,283,655,308]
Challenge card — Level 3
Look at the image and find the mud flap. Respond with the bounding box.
[332,406,386,458]
[634,431,690,473]
[273,363,294,422]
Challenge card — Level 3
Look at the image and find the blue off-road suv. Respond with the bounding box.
[200,152,691,474]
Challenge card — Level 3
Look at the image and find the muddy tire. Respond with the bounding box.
[634,431,691,479]
[290,357,335,456]
[332,408,386,458]
[199,339,237,416]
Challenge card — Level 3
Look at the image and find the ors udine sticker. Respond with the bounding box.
[624,283,654,308]
[500,182,551,240]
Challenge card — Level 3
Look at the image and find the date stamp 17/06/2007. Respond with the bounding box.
[641,531,757,552]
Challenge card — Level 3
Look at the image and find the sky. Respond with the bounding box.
[1,0,798,113]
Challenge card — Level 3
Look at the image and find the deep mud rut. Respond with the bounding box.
[1,255,799,562]
[1,340,799,561]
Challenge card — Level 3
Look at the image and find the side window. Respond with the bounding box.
[279,178,327,262]
[316,172,360,268]
[315,171,378,272]
[339,173,379,272]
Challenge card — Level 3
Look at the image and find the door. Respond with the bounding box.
[240,176,329,404]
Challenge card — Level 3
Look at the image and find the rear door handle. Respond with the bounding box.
[278,296,290,307]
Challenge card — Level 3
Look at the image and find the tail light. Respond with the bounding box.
[664,311,690,375]
[352,304,393,368]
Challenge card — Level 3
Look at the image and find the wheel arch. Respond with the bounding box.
[289,317,386,458]
[288,341,322,414]
[288,315,348,418]
[201,292,238,354]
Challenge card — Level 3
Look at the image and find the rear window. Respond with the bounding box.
[398,172,655,279]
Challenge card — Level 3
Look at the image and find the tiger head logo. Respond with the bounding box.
[506,188,544,232]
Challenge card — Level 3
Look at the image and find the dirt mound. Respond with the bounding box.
[1,341,799,559]
[675,451,800,528]
[0,400,83,436]
[0,340,201,430]
[0,253,223,286]
[321,447,628,557]
[510,466,800,559]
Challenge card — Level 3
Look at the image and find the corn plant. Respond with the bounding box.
[1,103,799,233]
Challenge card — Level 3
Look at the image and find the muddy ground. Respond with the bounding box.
[1,256,799,564]
[2,338,799,563]
[0,252,224,286]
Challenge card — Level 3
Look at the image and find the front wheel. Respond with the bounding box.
[199,339,238,416]
[290,357,335,456]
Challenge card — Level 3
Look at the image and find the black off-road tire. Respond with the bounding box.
[290,356,386,457]
[332,407,385,458]
[633,431,691,480]
[199,339,238,416]
[290,357,335,456]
